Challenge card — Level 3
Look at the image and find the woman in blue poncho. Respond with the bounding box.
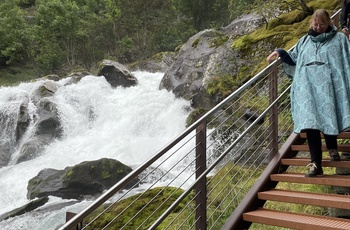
[267,9,350,177]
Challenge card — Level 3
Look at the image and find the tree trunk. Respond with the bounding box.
[296,0,313,15]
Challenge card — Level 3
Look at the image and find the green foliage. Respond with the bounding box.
[0,0,30,65]
[0,0,194,75]
[16,0,35,7]
[1,0,339,79]
[228,0,256,19]
[31,0,120,72]
[186,108,209,127]
[172,0,231,30]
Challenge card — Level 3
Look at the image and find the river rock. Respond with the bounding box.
[64,70,94,85]
[97,59,138,88]
[27,158,138,200]
[16,97,31,143]
[0,197,49,221]
[31,81,60,105]
[16,98,63,163]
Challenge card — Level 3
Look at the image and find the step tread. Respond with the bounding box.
[270,173,350,187]
[291,144,350,152]
[243,208,350,230]
[299,132,350,139]
[258,189,350,209]
[281,158,350,167]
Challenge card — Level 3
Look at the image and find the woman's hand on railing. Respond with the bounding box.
[342,27,349,39]
[266,50,279,62]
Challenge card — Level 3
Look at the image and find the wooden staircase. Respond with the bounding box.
[239,132,350,229]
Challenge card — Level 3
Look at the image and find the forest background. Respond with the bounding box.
[0,0,312,84]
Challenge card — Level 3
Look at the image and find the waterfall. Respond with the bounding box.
[0,71,191,230]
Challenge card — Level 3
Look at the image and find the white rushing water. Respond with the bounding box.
[0,71,191,230]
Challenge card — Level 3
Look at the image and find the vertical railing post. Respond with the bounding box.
[269,63,279,160]
[195,121,207,230]
[66,212,83,230]
[332,9,340,28]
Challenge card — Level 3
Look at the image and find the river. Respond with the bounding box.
[0,71,191,230]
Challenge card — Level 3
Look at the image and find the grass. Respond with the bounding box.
[0,65,40,86]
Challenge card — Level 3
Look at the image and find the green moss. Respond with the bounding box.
[174,44,182,54]
[206,74,240,98]
[64,168,74,180]
[101,171,111,179]
[85,187,190,229]
[151,52,170,62]
[267,10,309,30]
[209,35,229,48]
[192,37,200,48]
[186,108,209,127]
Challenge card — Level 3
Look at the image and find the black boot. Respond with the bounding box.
[329,149,341,161]
[305,162,323,177]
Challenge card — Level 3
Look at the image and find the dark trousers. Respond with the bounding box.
[305,129,338,165]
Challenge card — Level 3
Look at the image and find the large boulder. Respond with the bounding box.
[97,60,138,88]
[27,158,138,200]
[159,14,265,109]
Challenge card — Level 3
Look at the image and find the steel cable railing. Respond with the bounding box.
[60,60,291,230]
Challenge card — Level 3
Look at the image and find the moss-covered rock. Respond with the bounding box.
[27,158,138,200]
[84,187,189,229]
[159,14,266,111]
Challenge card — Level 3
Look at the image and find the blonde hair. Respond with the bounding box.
[310,9,332,27]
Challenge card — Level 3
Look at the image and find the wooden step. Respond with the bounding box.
[258,189,350,209]
[270,173,350,187]
[291,144,350,152]
[243,208,350,230]
[281,158,350,168]
[299,132,350,139]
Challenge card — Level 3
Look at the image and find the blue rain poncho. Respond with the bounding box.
[280,26,350,135]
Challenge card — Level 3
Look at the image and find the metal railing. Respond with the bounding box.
[59,9,341,230]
